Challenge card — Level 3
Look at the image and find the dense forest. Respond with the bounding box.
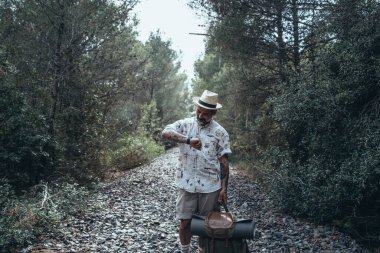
[0,0,189,250]
[189,0,380,249]
[0,0,379,251]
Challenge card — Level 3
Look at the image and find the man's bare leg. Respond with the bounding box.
[197,237,204,253]
[179,219,191,253]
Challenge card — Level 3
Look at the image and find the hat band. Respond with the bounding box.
[198,99,217,108]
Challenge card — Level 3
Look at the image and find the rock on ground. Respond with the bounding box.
[27,148,369,253]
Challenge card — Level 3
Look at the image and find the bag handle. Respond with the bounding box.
[220,202,229,213]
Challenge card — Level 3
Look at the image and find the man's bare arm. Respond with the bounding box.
[218,154,229,204]
[161,129,187,143]
[219,155,229,190]
[161,129,202,150]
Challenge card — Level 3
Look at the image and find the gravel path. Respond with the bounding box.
[28,148,369,253]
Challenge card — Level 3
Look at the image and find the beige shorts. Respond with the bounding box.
[176,188,221,220]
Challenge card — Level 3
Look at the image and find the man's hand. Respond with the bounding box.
[190,138,202,150]
[218,188,228,205]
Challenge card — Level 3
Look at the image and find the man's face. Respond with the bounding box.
[196,106,216,126]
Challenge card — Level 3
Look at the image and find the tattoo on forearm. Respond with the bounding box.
[171,134,179,142]
[220,162,228,180]
[168,132,185,143]
[220,163,225,179]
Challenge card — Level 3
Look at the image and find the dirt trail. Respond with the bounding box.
[28,148,368,253]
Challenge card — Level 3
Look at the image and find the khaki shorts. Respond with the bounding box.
[176,188,221,220]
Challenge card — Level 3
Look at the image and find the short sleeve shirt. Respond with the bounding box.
[164,117,232,193]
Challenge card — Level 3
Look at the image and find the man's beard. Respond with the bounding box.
[197,116,210,127]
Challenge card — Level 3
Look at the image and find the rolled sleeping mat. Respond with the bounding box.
[190,215,256,239]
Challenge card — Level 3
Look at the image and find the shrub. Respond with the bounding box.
[0,179,94,252]
[266,35,380,245]
[104,131,164,170]
[0,76,54,192]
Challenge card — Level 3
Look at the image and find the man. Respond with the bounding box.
[161,90,232,253]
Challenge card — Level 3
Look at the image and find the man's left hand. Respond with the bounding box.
[218,188,227,205]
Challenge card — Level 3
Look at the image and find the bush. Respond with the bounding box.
[104,131,164,170]
[0,179,94,252]
[0,76,54,192]
[266,34,380,245]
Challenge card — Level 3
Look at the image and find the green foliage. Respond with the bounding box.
[0,1,189,250]
[0,0,189,188]
[104,132,164,170]
[0,52,54,191]
[0,179,94,252]
[191,0,380,247]
[267,1,380,243]
[268,77,380,237]
[138,99,162,138]
[139,32,190,123]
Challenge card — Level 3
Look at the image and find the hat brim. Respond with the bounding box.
[193,97,222,110]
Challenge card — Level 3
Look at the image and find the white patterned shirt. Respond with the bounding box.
[164,116,232,193]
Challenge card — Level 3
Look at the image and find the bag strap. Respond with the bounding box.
[220,202,229,213]
[218,203,232,248]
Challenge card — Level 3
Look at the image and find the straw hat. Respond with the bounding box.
[193,90,222,110]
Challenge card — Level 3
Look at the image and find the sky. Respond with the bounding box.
[133,0,207,82]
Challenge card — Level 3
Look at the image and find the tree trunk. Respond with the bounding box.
[49,2,65,134]
[291,0,301,76]
[275,0,286,82]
